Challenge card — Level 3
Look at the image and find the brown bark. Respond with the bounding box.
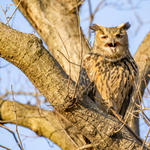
[0,22,146,149]
[126,32,150,135]
[0,99,82,150]
[134,32,150,96]
[12,0,90,82]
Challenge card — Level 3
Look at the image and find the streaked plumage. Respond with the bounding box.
[83,22,138,116]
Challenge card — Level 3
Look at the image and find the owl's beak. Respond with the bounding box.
[112,38,115,47]
[107,39,117,53]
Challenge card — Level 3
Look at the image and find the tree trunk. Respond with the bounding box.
[12,0,90,82]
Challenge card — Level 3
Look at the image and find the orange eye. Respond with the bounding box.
[116,34,123,38]
[100,35,108,39]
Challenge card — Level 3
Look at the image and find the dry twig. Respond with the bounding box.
[110,108,147,146]
[0,124,21,150]
[87,0,105,40]
[34,87,42,115]
[141,127,150,150]
[0,90,43,99]
[6,0,22,25]
[0,144,11,150]
[11,85,24,150]
[77,144,93,150]
[0,5,8,24]
[55,110,79,148]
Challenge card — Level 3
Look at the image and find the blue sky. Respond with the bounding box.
[0,0,150,149]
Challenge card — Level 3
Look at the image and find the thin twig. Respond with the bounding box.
[141,127,150,150]
[87,0,92,40]
[77,144,93,150]
[0,145,11,150]
[0,63,10,69]
[114,85,140,133]
[44,138,54,148]
[87,0,105,40]
[110,108,148,146]
[57,50,80,67]
[142,112,150,126]
[94,96,104,103]
[143,77,150,95]
[0,124,21,150]
[34,87,42,115]
[128,0,150,36]
[55,110,79,148]
[117,54,147,136]
[11,85,24,150]
[0,124,38,138]
[6,0,22,25]
[93,0,105,15]
[0,5,8,24]
[82,81,94,94]
[0,90,43,99]
[138,83,145,108]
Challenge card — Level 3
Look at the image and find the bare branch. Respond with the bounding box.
[0,145,11,150]
[5,0,22,25]
[0,22,146,150]
[141,127,150,150]
[34,87,42,115]
[0,124,21,150]
[11,85,24,150]
[0,90,43,99]
[0,5,8,24]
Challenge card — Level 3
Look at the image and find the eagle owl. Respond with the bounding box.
[83,22,138,117]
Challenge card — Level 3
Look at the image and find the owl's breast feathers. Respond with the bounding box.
[83,53,138,116]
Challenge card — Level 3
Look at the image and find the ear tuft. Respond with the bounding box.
[90,24,101,31]
[117,22,131,30]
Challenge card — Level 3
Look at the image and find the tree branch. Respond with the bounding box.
[0,99,82,150]
[134,32,150,96]
[126,32,150,135]
[12,0,90,82]
[0,22,146,149]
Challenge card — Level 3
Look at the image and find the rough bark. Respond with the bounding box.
[0,22,146,149]
[0,99,82,150]
[134,32,150,95]
[126,32,150,135]
[11,0,147,136]
[12,0,90,82]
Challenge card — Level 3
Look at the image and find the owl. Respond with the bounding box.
[83,22,138,117]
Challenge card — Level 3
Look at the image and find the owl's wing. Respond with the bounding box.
[79,67,96,103]
[119,57,138,117]
[119,86,133,117]
[83,53,138,116]
[95,61,133,114]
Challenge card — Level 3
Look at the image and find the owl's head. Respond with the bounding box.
[90,22,131,61]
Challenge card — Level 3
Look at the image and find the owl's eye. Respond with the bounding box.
[116,34,123,38]
[100,35,108,39]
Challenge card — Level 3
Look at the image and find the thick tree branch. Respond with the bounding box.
[134,32,150,96]
[12,0,90,82]
[0,22,145,149]
[126,32,150,135]
[0,99,80,150]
